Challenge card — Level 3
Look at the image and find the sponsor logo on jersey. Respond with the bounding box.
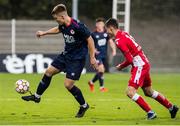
[98,38,106,46]
[63,34,75,43]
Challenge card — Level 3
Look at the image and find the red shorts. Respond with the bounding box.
[128,64,151,89]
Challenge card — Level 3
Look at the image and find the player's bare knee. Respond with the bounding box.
[126,86,137,98]
[45,69,53,77]
[144,91,152,97]
[143,87,153,97]
[64,83,70,90]
[99,70,104,73]
[64,82,74,90]
[45,66,60,77]
[98,65,105,73]
[126,89,134,98]
[101,69,105,73]
[101,67,105,73]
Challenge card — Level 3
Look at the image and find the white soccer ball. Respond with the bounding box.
[15,79,30,94]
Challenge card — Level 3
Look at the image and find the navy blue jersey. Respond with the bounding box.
[91,31,109,58]
[58,18,91,60]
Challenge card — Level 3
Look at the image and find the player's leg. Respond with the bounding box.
[127,67,156,119]
[66,59,89,118]
[91,66,100,84]
[22,54,64,103]
[142,86,173,110]
[88,64,100,92]
[88,58,107,92]
[126,86,156,119]
[98,63,108,92]
[21,65,60,103]
[88,59,102,92]
[64,78,89,118]
[88,64,106,92]
[142,85,179,118]
[35,65,60,97]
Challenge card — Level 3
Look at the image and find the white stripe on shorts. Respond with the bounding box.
[133,66,143,85]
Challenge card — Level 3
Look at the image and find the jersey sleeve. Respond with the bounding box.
[77,23,91,40]
[116,39,133,69]
[91,32,95,40]
[58,25,62,31]
[91,32,98,46]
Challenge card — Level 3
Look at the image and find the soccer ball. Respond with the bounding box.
[15,79,30,94]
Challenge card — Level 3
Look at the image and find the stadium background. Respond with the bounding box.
[0,0,180,73]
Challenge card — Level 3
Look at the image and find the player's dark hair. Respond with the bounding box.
[96,17,105,23]
[51,4,67,15]
[105,18,119,29]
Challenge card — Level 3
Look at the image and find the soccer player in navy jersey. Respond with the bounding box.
[21,4,98,118]
[88,18,116,92]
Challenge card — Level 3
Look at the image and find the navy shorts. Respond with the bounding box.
[96,57,106,66]
[51,54,85,80]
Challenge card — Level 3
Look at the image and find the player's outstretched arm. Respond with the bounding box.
[36,26,60,38]
[87,36,98,70]
[116,51,133,70]
[109,39,116,56]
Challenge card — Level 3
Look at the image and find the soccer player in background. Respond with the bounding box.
[21,4,98,118]
[105,18,179,119]
[88,18,116,92]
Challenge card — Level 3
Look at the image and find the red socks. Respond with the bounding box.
[151,90,173,109]
[131,91,173,113]
[132,93,151,112]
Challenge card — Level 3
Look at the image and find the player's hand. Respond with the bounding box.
[112,51,116,57]
[95,49,100,55]
[36,31,46,38]
[90,57,98,70]
[116,64,123,71]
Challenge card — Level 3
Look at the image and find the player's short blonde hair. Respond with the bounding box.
[96,17,105,23]
[51,4,67,15]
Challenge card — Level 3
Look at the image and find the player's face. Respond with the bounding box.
[96,21,105,32]
[105,26,114,38]
[53,13,65,25]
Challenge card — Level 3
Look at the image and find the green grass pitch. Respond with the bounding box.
[0,73,180,125]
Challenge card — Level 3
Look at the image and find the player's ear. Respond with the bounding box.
[61,15,66,20]
[110,26,114,32]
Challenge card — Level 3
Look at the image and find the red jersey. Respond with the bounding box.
[115,30,149,69]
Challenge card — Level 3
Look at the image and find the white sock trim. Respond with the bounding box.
[100,86,104,89]
[35,93,41,98]
[169,105,173,111]
[132,93,140,101]
[90,80,94,85]
[81,103,87,108]
[148,110,153,113]
[152,90,159,99]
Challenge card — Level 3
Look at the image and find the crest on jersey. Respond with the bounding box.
[104,33,108,37]
[70,29,75,34]
[96,35,99,38]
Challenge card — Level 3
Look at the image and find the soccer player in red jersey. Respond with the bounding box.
[105,18,179,119]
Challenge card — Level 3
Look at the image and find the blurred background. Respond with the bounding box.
[0,0,180,73]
